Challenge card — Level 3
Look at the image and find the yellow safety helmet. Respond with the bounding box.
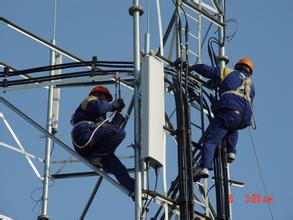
[235,58,254,74]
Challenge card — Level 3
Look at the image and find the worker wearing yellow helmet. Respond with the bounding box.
[189,58,255,181]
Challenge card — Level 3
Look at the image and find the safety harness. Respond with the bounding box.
[71,78,123,149]
[220,72,256,129]
[221,72,252,102]
[71,118,109,149]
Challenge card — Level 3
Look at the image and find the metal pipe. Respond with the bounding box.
[227,164,233,218]
[145,0,150,54]
[156,0,164,56]
[39,3,59,214]
[130,1,143,219]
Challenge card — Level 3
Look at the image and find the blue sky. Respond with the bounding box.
[0,1,293,219]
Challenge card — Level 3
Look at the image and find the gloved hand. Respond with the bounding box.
[111,112,125,127]
[112,98,125,112]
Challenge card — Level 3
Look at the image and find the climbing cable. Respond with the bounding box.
[248,127,274,220]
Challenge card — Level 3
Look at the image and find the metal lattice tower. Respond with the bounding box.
[0,1,237,220]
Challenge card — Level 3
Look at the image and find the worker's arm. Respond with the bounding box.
[189,64,221,80]
[87,99,114,117]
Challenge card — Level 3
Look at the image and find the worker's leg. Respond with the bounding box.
[225,130,238,154]
[89,127,134,192]
[90,126,126,155]
[200,117,228,170]
[200,108,244,169]
[102,153,135,192]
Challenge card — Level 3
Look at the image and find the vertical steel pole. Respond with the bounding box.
[38,43,54,220]
[218,2,232,217]
[218,0,226,69]
[156,0,164,56]
[130,1,143,219]
[38,1,57,219]
[215,1,229,218]
[144,0,150,55]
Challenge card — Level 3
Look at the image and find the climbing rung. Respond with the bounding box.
[182,45,199,57]
[181,27,199,40]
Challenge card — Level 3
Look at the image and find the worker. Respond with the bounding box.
[189,58,255,181]
[71,86,135,192]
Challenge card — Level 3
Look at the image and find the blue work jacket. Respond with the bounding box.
[190,64,255,114]
[71,95,123,147]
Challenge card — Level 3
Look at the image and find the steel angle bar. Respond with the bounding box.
[80,177,103,220]
[0,17,84,63]
[190,102,213,117]
[0,141,43,163]
[154,197,179,211]
[50,158,79,164]
[181,1,224,27]
[0,113,42,178]
[53,156,75,175]
[51,155,134,165]
[181,28,198,40]
[52,154,135,175]
[183,11,199,23]
[0,17,131,89]
[0,97,132,196]
[192,0,219,14]
[197,182,217,218]
[51,168,135,180]
[194,186,216,218]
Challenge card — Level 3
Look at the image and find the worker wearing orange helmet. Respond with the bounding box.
[71,86,135,192]
[190,58,255,181]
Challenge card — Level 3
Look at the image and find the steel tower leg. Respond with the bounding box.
[222,142,231,220]
[38,39,56,220]
[214,146,225,219]
[38,3,58,218]
[129,1,143,219]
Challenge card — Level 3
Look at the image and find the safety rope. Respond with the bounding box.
[248,127,274,220]
[71,116,112,149]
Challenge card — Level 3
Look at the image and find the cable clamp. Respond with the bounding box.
[2,67,9,89]
[91,56,98,77]
[128,6,144,16]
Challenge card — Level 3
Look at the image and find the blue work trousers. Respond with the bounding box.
[75,125,135,192]
[200,109,251,169]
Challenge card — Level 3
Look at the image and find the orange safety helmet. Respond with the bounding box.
[89,86,113,102]
[235,58,254,74]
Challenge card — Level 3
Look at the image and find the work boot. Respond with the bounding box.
[193,167,209,182]
[227,152,236,163]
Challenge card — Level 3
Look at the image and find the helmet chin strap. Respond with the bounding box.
[235,64,251,75]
